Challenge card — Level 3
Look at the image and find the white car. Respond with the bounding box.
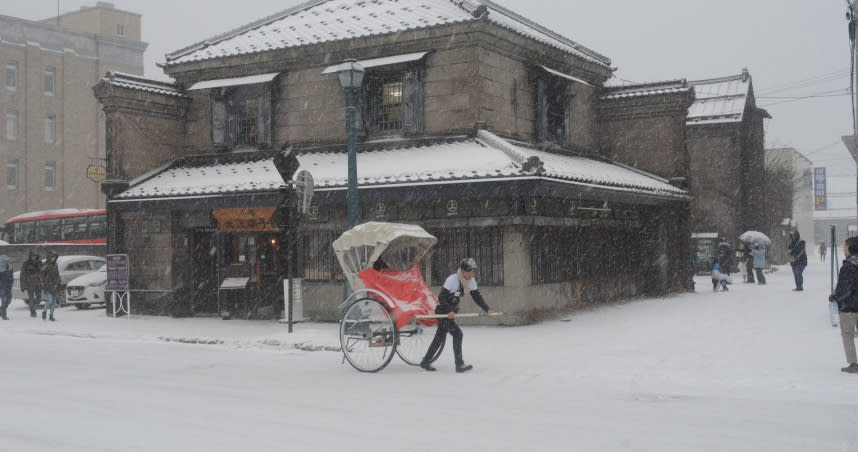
[65,264,107,309]
[13,255,106,306]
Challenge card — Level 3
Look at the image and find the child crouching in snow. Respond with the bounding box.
[711,261,732,292]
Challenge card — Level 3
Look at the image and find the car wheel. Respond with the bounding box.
[75,303,90,310]
[57,290,66,307]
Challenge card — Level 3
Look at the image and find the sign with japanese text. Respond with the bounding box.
[106,254,129,291]
[212,207,278,232]
[813,167,827,210]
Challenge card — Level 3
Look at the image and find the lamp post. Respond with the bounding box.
[335,59,365,229]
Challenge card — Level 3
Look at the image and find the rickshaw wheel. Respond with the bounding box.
[340,297,397,372]
[396,318,444,366]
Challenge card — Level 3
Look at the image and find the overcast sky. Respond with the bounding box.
[4,0,854,172]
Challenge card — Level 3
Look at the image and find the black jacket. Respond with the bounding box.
[788,235,807,267]
[41,260,61,295]
[0,263,12,290]
[831,255,858,313]
[435,279,490,315]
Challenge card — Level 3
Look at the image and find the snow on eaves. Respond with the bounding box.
[101,72,188,98]
[115,133,685,201]
[163,0,610,69]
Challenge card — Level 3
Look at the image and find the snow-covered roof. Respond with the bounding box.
[687,71,751,125]
[600,80,692,100]
[113,131,685,202]
[163,0,610,69]
[100,72,188,98]
[114,156,286,200]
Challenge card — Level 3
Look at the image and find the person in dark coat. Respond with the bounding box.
[750,243,767,285]
[20,252,42,317]
[420,258,492,373]
[0,255,13,320]
[716,238,733,276]
[787,231,807,291]
[828,237,858,373]
[40,251,61,321]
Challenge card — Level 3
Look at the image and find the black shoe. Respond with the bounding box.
[841,363,858,373]
[30,311,36,318]
[49,316,55,322]
[1,315,7,320]
[420,361,436,372]
[42,311,46,320]
[456,364,473,373]
[793,288,803,291]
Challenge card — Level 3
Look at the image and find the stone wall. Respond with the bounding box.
[687,125,742,239]
[598,91,693,180]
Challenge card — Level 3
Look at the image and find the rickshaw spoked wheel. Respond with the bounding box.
[396,317,445,366]
[339,297,397,372]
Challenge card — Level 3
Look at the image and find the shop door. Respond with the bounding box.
[192,230,219,313]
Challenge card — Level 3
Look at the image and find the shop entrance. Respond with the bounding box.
[222,233,282,317]
[191,229,219,313]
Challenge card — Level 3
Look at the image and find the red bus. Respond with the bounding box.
[1,209,106,245]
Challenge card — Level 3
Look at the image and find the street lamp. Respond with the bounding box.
[335,59,365,228]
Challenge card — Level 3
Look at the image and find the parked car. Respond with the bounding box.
[13,255,106,306]
[65,264,107,309]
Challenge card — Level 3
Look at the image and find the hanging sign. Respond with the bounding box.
[212,207,278,232]
[86,164,107,182]
[813,167,827,210]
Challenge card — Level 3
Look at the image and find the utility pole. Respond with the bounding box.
[848,1,858,235]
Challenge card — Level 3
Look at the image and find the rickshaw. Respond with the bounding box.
[334,222,445,372]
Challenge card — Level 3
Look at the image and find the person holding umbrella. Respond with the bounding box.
[750,243,766,285]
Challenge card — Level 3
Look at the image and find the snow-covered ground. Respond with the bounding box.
[1,259,856,451]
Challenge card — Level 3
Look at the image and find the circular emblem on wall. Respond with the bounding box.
[446,200,459,216]
[307,204,320,220]
[375,202,386,218]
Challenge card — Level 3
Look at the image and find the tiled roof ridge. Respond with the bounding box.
[176,150,274,167]
[105,71,178,89]
[602,79,688,92]
[688,72,748,86]
[478,0,611,66]
[165,0,331,63]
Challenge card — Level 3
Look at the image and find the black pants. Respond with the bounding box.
[422,318,463,366]
[754,268,766,284]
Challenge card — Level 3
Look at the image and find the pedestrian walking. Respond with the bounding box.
[0,255,13,320]
[787,231,807,291]
[420,258,492,373]
[40,251,61,321]
[819,242,827,262]
[20,252,42,317]
[828,237,858,374]
[750,243,766,285]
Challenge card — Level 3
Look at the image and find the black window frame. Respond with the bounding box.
[535,70,571,145]
[358,63,424,138]
[210,81,274,151]
[428,228,504,287]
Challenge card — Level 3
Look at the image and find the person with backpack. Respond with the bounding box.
[40,251,61,321]
[828,237,858,373]
[420,258,492,373]
[788,231,807,291]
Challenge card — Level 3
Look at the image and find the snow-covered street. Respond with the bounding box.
[1,259,856,452]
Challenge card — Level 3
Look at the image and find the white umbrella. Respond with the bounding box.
[739,230,771,246]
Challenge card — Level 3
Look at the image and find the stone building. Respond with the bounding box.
[0,2,146,221]
[686,69,770,242]
[95,0,693,323]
